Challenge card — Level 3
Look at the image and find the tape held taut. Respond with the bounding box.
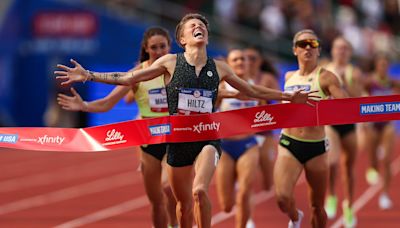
[1,95,400,152]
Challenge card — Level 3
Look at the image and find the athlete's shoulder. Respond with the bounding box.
[320,67,336,78]
[214,59,231,75]
[214,58,228,67]
[128,63,142,72]
[160,53,177,61]
[151,54,177,69]
[320,67,337,80]
[284,70,296,81]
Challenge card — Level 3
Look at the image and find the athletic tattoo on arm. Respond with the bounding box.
[112,73,122,82]
[89,72,128,85]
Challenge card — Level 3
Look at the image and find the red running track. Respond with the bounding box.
[0,139,399,228]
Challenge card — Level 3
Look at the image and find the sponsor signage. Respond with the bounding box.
[360,102,400,115]
[149,124,171,136]
[33,11,97,38]
[0,134,18,144]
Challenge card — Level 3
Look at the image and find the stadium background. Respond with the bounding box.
[1,0,400,128]
[1,1,400,228]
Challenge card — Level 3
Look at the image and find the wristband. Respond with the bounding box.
[83,70,94,83]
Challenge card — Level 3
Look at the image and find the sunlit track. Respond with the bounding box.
[1,148,139,181]
[209,175,306,228]
[0,171,141,215]
[331,154,400,228]
[52,172,219,227]
[1,153,91,179]
[0,140,399,227]
[53,195,149,228]
[0,151,49,166]
[0,153,136,193]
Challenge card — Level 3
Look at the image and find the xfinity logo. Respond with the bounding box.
[103,129,127,146]
[37,135,65,145]
[251,110,276,128]
[193,122,220,133]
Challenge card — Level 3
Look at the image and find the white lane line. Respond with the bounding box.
[1,155,70,178]
[210,190,275,226]
[0,154,135,193]
[54,195,149,228]
[54,171,305,227]
[0,171,141,215]
[330,155,400,228]
[210,176,306,226]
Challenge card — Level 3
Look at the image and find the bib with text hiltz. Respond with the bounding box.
[148,88,168,112]
[178,88,214,115]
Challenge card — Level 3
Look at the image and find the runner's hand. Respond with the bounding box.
[55,59,89,85]
[57,88,86,111]
[290,89,321,107]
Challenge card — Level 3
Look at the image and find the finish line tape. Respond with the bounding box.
[1,95,399,152]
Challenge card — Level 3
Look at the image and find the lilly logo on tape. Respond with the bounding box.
[251,110,276,128]
[103,129,127,146]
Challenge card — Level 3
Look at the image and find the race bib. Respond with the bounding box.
[285,84,311,92]
[231,100,259,109]
[178,88,214,115]
[283,84,311,104]
[222,100,259,111]
[148,88,168,112]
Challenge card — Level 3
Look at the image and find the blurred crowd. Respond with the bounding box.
[171,0,400,65]
[93,0,400,70]
[3,0,400,127]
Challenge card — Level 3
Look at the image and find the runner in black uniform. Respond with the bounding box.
[166,53,221,167]
[55,13,318,228]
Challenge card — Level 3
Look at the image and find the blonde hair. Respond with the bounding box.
[332,36,353,50]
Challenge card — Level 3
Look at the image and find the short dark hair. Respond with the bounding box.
[175,13,210,49]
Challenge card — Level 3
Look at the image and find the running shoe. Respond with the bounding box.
[288,210,303,228]
[325,195,337,219]
[366,168,379,185]
[342,200,357,228]
[379,193,393,210]
[246,218,256,228]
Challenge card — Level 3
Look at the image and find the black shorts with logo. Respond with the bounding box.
[331,124,355,138]
[167,140,221,167]
[279,134,326,164]
[140,143,168,161]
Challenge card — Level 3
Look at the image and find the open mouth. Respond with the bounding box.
[193,31,204,38]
